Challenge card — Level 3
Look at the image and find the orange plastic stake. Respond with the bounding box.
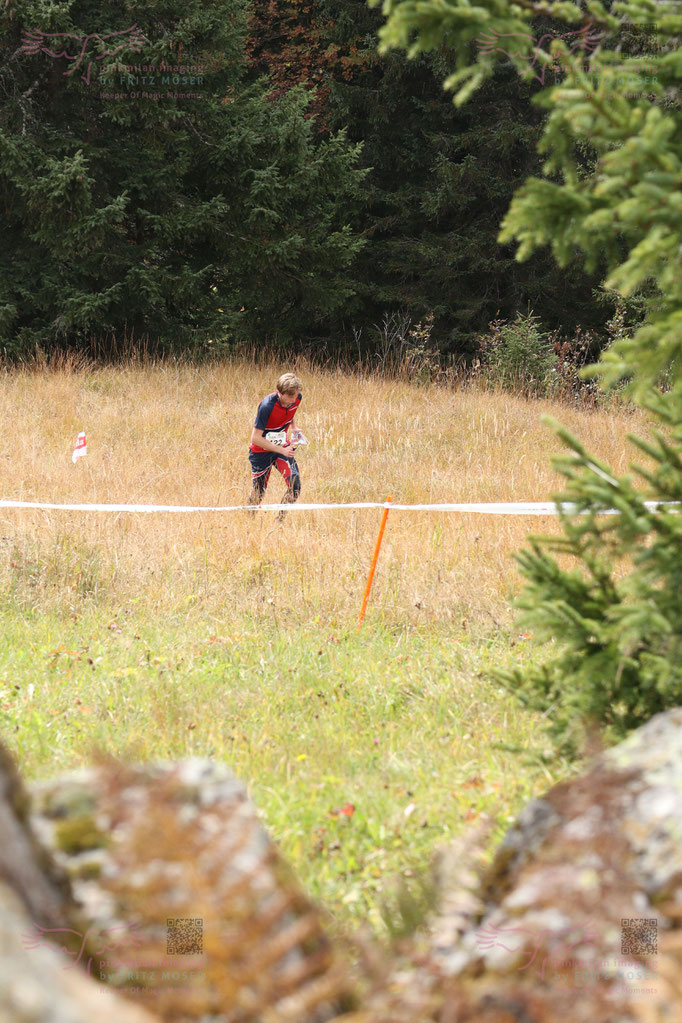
[357,497,392,629]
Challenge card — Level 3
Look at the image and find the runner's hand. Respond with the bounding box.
[282,443,295,457]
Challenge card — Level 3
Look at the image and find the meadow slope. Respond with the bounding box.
[0,358,649,931]
[0,357,645,625]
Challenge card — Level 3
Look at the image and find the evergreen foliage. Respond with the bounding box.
[0,0,366,354]
[503,410,682,758]
[375,0,682,755]
[2,0,623,357]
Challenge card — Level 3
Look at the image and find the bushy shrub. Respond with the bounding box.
[475,312,557,396]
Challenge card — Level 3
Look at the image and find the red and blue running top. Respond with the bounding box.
[249,392,302,453]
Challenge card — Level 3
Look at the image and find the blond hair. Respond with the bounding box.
[276,373,302,396]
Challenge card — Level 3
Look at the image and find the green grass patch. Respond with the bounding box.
[0,604,572,935]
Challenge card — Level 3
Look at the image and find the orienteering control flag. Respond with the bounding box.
[72,432,87,463]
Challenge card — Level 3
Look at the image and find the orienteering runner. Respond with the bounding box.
[248,373,304,517]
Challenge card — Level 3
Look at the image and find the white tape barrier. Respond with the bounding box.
[0,499,675,515]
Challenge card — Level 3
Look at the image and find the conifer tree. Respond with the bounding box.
[0,0,366,354]
[374,0,682,756]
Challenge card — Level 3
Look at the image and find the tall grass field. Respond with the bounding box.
[0,357,648,934]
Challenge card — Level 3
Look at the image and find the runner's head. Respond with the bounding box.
[276,373,301,407]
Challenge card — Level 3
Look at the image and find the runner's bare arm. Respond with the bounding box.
[251,427,294,456]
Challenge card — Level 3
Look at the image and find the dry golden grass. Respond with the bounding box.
[0,356,648,626]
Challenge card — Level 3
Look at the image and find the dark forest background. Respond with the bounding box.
[0,0,643,364]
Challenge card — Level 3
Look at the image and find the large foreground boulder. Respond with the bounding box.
[364,708,682,1022]
[25,756,353,1023]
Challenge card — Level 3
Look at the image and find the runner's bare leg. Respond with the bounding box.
[276,481,298,522]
